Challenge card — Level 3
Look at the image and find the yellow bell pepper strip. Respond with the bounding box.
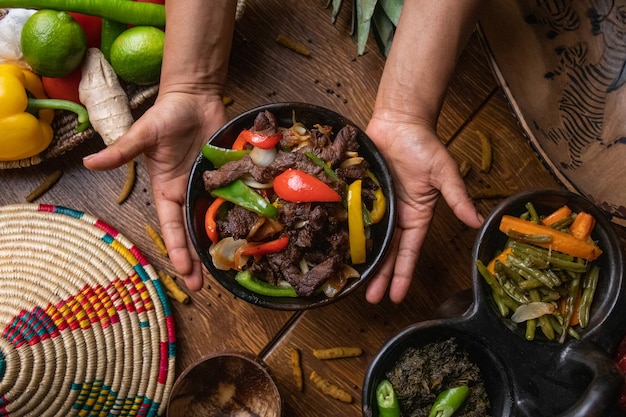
[347,179,366,264]
[0,64,90,161]
[366,170,386,224]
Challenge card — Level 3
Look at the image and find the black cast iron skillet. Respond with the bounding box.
[363,189,626,417]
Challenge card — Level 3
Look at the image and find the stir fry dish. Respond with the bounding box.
[201,110,386,298]
[477,202,603,343]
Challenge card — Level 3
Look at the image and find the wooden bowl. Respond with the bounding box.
[166,353,282,417]
[478,0,626,225]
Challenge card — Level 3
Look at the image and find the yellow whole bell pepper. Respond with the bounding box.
[0,64,90,161]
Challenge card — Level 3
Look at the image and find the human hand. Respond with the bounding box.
[83,91,229,291]
[364,113,484,304]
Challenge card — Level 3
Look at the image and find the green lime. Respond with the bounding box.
[21,10,87,78]
[110,26,164,85]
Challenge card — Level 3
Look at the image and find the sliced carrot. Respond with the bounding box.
[499,215,602,261]
[487,247,513,274]
[569,211,596,241]
[542,205,572,226]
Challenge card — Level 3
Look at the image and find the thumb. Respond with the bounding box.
[83,124,151,171]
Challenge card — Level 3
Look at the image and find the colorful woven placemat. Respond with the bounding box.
[0,203,175,417]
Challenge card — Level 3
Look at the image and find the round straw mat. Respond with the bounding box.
[0,203,176,417]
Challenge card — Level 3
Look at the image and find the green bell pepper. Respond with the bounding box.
[235,270,298,297]
[210,179,279,218]
[202,143,250,168]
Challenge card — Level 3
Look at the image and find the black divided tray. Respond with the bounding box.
[363,189,626,417]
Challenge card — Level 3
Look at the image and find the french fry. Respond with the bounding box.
[25,169,63,202]
[290,347,303,391]
[476,129,492,172]
[145,224,168,256]
[276,33,311,57]
[158,270,190,304]
[312,347,363,360]
[309,371,352,403]
[116,160,136,204]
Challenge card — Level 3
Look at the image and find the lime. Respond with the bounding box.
[110,26,164,85]
[21,10,87,78]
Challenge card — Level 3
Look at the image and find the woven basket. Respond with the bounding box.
[0,203,176,416]
[0,82,159,170]
[1,0,247,171]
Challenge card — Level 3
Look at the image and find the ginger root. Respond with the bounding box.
[79,48,134,146]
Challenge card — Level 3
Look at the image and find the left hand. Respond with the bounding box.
[83,91,228,291]
[364,111,484,304]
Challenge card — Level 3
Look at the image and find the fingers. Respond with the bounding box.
[154,196,204,291]
[83,121,154,171]
[438,160,485,229]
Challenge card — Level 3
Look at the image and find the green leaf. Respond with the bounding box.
[355,0,377,55]
[329,0,343,24]
[378,0,404,26]
[373,5,395,56]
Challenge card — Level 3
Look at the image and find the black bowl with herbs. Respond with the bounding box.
[186,102,396,310]
[363,189,626,417]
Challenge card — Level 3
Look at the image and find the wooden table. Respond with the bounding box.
[3,1,624,416]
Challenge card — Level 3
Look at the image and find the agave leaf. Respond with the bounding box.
[329,0,344,24]
[378,0,404,26]
[355,0,377,55]
[372,5,395,56]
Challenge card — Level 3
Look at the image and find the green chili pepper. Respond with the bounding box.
[235,271,298,297]
[376,379,400,417]
[0,0,165,26]
[202,143,250,168]
[428,385,470,417]
[211,179,278,218]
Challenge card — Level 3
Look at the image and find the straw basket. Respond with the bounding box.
[0,203,176,416]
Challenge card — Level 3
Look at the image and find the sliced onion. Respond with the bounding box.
[298,258,310,274]
[321,264,361,298]
[250,145,277,167]
[253,217,284,241]
[241,173,273,189]
[511,302,556,323]
[339,156,364,169]
[209,237,249,270]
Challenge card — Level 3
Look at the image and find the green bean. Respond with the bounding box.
[578,265,599,328]
[559,275,581,343]
[506,256,558,289]
[498,261,524,284]
[518,278,545,290]
[509,242,587,273]
[525,202,540,223]
[530,290,555,340]
[525,318,537,341]
[505,230,553,244]
[476,260,505,298]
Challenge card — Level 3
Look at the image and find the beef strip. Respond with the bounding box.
[217,204,259,240]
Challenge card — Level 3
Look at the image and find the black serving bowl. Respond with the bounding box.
[186,102,396,310]
[363,189,626,417]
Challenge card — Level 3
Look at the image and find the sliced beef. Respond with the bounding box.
[252,110,278,134]
[217,205,259,240]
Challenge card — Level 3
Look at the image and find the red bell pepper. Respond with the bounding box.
[205,197,226,243]
[273,169,341,203]
[235,129,282,150]
[42,66,82,104]
[68,12,102,48]
[241,236,289,256]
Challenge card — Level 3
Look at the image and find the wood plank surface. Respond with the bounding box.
[2,0,625,416]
